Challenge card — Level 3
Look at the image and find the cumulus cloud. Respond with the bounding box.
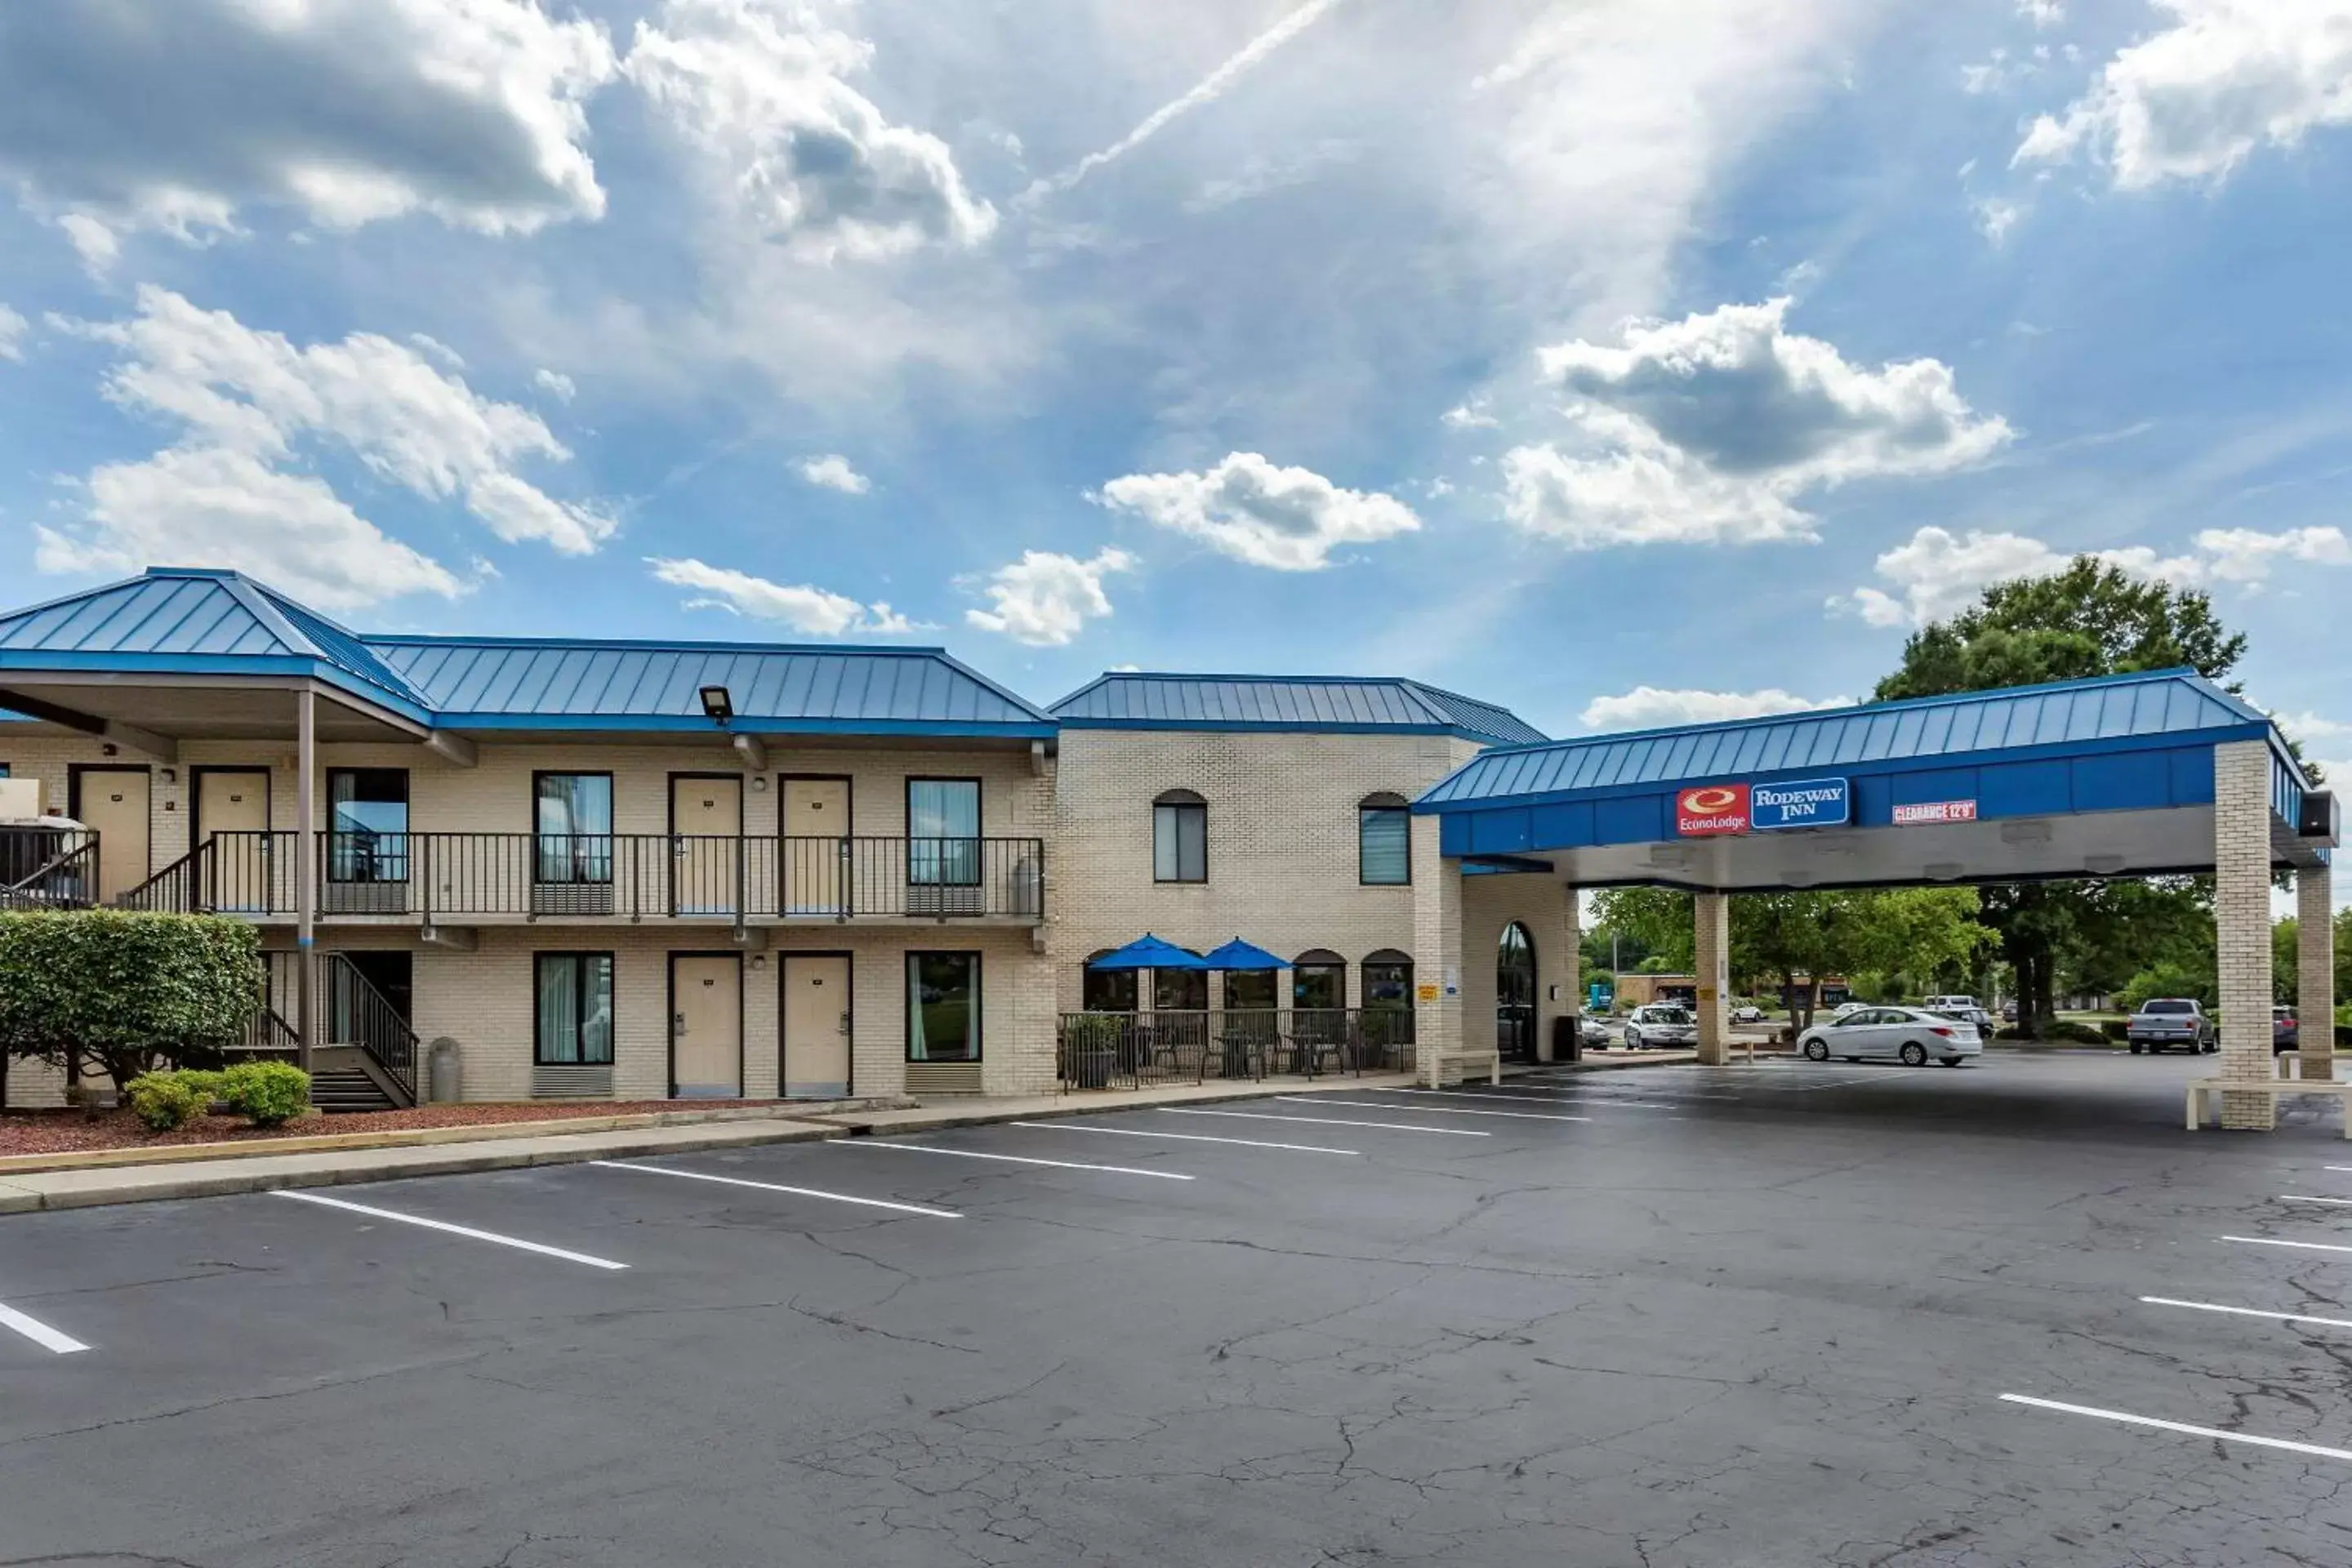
[1579,685,1853,731]
[648,555,914,635]
[964,547,1134,646]
[533,368,577,402]
[0,301,23,362]
[2020,0,2065,25]
[2192,524,2352,581]
[1503,299,2011,549]
[2015,0,2352,189]
[0,0,617,261]
[2274,710,2352,742]
[1094,452,1419,572]
[623,0,995,263]
[798,453,871,494]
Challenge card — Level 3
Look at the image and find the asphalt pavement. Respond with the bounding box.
[4,1052,2351,1567]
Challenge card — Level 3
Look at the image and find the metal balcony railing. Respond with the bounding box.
[1056,1007,1417,1092]
[0,826,100,911]
[119,831,1046,922]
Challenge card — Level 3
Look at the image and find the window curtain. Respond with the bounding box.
[538,956,580,1064]
[1153,804,1205,882]
[1359,808,1410,884]
[536,776,613,884]
[909,782,979,886]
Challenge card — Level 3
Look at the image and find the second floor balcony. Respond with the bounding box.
[121,831,1046,925]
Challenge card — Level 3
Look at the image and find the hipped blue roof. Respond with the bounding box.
[1052,672,1544,746]
[1417,667,2290,811]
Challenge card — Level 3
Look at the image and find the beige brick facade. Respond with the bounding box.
[1692,891,1731,1066]
[2214,740,2276,1129]
[2299,863,2336,1083]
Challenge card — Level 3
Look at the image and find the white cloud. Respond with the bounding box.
[964,547,1134,646]
[1579,685,1853,731]
[1503,299,2010,549]
[0,0,617,259]
[1973,196,2027,244]
[0,301,24,362]
[532,368,577,402]
[2191,524,2352,581]
[648,556,914,636]
[1094,452,1419,571]
[798,453,871,494]
[2016,0,2352,189]
[2020,0,2065,26]
[2274,710,2352,742]
[36,447,464,611]
[623,0,995,263]
[1441,400,1499,430]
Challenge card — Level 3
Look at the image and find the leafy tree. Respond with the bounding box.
[0,911,262,1093]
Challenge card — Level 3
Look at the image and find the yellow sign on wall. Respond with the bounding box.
[1416,983,1440,1003]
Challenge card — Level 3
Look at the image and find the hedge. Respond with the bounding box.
[0,911,263,1090]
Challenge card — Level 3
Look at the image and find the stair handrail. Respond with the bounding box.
[114,838,212,913]
[321,951,418,1104]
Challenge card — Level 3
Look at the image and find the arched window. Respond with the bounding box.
[1361,948,1417,1048]
[1498,921,1538,1061]
[1358,792,1411,885]
[1294,948,1346,1012]
[1152,789,1206,884]
[1082,951,1137,1013]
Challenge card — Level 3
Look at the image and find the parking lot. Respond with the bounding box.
[5,1054,2352,1566]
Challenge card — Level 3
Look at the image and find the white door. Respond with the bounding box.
[783,954,852,1098]
[782,777,849,914]
[76,769,151,906]
[196,770,271,913]
[670,776,742,915]
[671,954,742,1098]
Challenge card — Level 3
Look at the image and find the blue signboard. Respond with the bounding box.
[1750,777,1851,831]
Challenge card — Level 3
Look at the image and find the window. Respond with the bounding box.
[1294,949,1345,1011]
[1361,949,1415,1046]
[1358,793,1411,884]
[907,951,981,1062]
[1223,971,1276,1011]
[1152,790,1206,883]
[908,778,981,887]
[1154,969,1208,1012]
[534,773,612,884]
[1083,959,1138,1012]
[535,953,614,1065]
[328,768,409,883]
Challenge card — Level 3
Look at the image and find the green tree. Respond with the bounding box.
[0,911,262,1092]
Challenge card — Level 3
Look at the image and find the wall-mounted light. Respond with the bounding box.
[1923,862,1965,881]
[158,768,178,786]
[750,776,769,792]
[2083,853,2127,876]
[749,954,767,970]
[699,684,734,723]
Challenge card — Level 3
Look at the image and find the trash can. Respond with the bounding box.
[427,1036,463,1103]
[1552,1013,1584,1063]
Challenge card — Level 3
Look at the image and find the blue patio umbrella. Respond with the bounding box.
[1086,933,1209,970]
[1201,938,1290,971]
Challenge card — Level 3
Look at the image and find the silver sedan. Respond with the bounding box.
[1622,1004,1698,1049]
[1797,1005,1982,1067]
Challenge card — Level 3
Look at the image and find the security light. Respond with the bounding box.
[699,684,733,722]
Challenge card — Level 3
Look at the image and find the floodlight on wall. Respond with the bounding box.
[1923,862,1965,881]
[699,684,734,723]
[1779,869,1816,888]
[2083,853,2127,876]
[1999,820,2052,846]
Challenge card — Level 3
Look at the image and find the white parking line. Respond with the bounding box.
[1162,1108,1490,1137]
[2278,1195,2352,1206]
[272,1190,630,1269]
[0,1300,91,1356]
[2223,1235,2352,1257]
[591,1160,960,1218]
[1012,1122,1356,1156]
[1999,1392,2352,1464]
[1372,1088,1679,1110]
[2141,1296,2352,1331]
[1276,1095,1590,1123]
[835,1142,1194,1180]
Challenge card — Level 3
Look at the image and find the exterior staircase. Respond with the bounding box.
[310,1067,399,1113]
[255,951,419,1113]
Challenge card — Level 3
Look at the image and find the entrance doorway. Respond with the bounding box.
[326,951,412,1043]
[670,953,743,1098]
[782,953,852,1098]
[669,774,742,915]
[194,768,271,913]
[69,765,150,906]
[1498,920,1537,1062]
[782,776,851,914]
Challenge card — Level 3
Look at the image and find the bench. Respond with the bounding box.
[2187,1077,2352,1137]
[1425,1049,1502,1088]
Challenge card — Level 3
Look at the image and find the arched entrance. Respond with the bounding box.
[1497,921,1537,1062]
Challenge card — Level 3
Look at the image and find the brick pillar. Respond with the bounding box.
[1414,852,1463,1085]
[1694,890,1731,1067]
[2302,862,2336,1083]
[2215,741,2275,1129]
[1561,884,1582,1058]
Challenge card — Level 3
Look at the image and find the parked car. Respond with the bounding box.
[2275,1005,2300,1054]
[2001,1001,2019,1023]
[1623,1004,1698,1049]
[1578,1014,1615,1050]
[2127,998,2217,1054]
[1731,1004,1767,1024]
[1923,995,1995,1031]
[1797,1005,1983,1067]
[1828,1000,1873,1022]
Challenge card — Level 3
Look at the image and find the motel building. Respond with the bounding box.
[0,566,2337,1135]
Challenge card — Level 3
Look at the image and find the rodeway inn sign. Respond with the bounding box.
[1675,777,1852,837]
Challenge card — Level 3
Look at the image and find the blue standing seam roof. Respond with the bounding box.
[1415,667,2287,810]
[1050,672,1545,746]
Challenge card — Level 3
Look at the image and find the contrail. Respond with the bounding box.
[1023,0,1352,201]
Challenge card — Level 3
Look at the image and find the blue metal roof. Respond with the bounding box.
[1051,672,1545,746]
[1417,668,2286,811]
[0,569,1055,737]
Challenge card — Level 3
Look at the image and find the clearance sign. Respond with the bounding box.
[1677,777,1851,836]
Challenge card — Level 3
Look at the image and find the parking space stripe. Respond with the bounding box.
[272,1191,630,1269]
[2223,1236,2352,1257]
[2140,1296,2352,1331]
[2278,1196,2352,1206]
[835,1142,1194,1180]
[590,1160,961,1218]
[1162,1108,1490,1137]
[0,1300,91,1356]
[1999,1392,2352,1463]
[1011,1121,1356,1156]
[1276,1095,1590,1123]
[1374,1088,1677,1110]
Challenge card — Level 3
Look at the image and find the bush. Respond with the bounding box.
[0,912,262,1089]
[124,1071,207,1133]
[221,1061,310,1127]
[1995,1019,2110,1045]
[2100,1020,2129,1043]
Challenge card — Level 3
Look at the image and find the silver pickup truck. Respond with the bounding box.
[2127,998,2217,1054]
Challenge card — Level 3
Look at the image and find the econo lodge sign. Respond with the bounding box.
[1677,777,1851,836]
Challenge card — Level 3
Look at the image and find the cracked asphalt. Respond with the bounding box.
[5,1053,2352,1566]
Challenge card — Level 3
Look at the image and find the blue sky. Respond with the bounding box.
[1,0,2349,783]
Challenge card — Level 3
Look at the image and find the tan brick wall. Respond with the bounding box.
[1693,891,1731,1065]
[2215,741,2276,1129]
[2300,863,2336,1083]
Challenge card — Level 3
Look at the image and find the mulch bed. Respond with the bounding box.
[0,1099,803,1158]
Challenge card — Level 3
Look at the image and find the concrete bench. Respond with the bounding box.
[1425,1049,1502,1088]
[2188,1077,2352,1136]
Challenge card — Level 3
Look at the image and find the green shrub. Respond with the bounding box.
[0,912,262,1089]
[2101,1020,2129,1043]
[220,1061,310,1127]
[125,1071,206,1133]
